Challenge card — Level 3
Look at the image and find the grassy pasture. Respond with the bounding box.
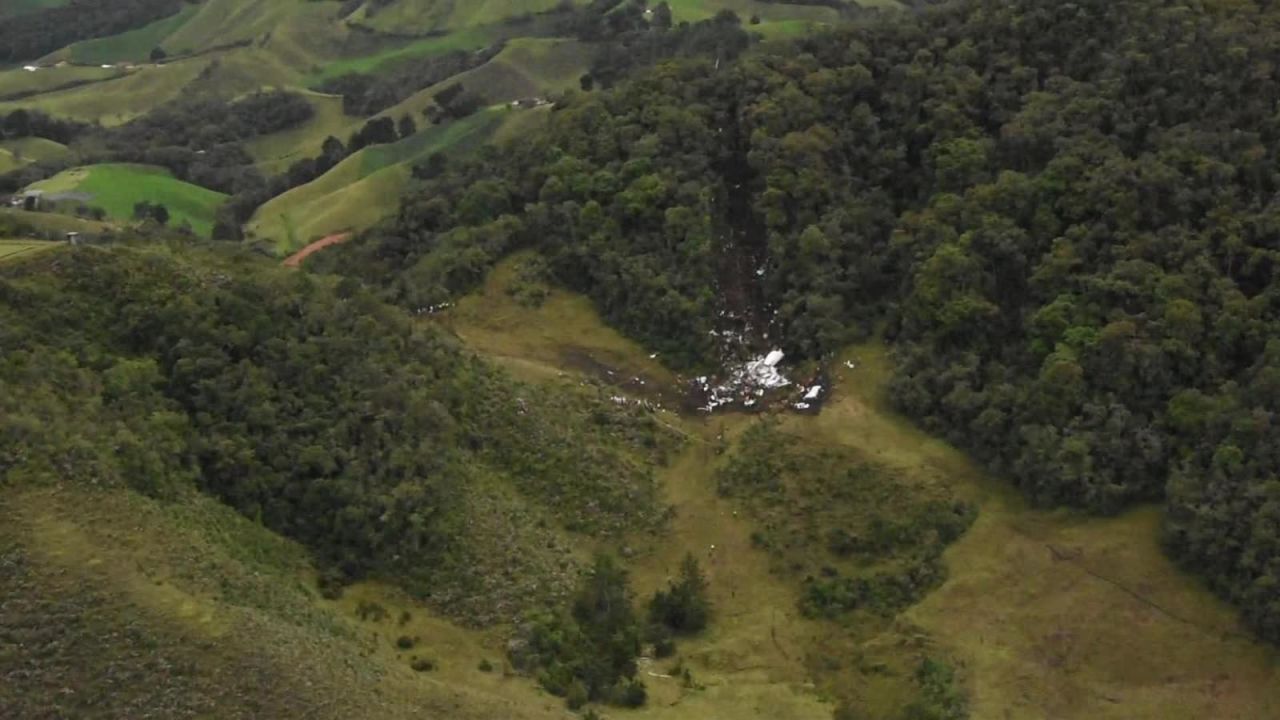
[29,164,228,237]
[0,64,120,100]
[0,60,208,125]
[0,239,58,263]
[665,0,841,24]
[0,136,71,164]
[245,92,354,173]
[354,0,577,35]
[68,5,200,65]
[249,109,503,250]
[307,27,494,85]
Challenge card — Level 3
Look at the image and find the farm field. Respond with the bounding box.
[28,164,228,237]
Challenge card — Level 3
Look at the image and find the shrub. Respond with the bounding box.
[410,658,436,672]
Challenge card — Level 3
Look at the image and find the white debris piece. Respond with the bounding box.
[22,65,38,72]
[764,349,785,367]
[649,353,658,359]
[844,360,856,370]
[804,385,822,400]
[101,64,113,69]
[794,402,811,410]
[756,266,766,277]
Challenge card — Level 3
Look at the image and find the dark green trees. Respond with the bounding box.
[518,555,648,708]
[649,553,711,635]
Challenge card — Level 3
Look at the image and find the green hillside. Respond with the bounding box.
[68,4,201,65]
[29,164,228,236]
[249,108,504,249]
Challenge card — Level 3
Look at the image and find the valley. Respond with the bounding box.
[5,1,1280,718]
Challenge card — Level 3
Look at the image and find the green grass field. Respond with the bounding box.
[245,92,355,173]
[0,136,72,164]
[0,60,208,125]
[665,0,840,24]
[0,149,23,174]
[29,164,228,237]
[307,27,494,85]
[0,65,120,101]
[249,109,504,250]
[69,5,199,65]
[0,239,58,263]
[353,0,575,35]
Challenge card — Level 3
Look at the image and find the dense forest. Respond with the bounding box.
[0,243,670,620]
[323,0,1280,643]
[0,0,189,63]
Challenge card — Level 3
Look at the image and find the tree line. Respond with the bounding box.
[0,0,189,64]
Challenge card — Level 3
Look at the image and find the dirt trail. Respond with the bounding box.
[282,232,351,268]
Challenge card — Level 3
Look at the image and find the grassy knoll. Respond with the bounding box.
[369,38,589,127]
[29,164,227,236]
[0,207,112,236]
[0,64,120,101]
[308,27,493,85]
[664,0,840,24]
[0,149,23,174]
[0,59,207,125]
[245,92,354,173]
[354,0,574,35]
[249,109,503,250]
[0,239,58,263]
[0,484,569,720]
[68,4,199,64]
[0,136,71,164]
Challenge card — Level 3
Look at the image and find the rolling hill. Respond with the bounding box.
[28,164,228,236]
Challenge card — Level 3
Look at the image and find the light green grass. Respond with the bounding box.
[0,149,23,174]
[371,38,590,124]
[68,5,199,65]
[245,92,356,173]
[0,60,208,126]
[0,65,119,100]
[307,27,493,85]
[0,239,58,263]
[249,109,503,250]
[664,0,840,24]
[0,207,112,236]
[355,0,574,35]
[0,136,71,164]
[29,164,228,237]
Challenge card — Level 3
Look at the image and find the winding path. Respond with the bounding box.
[282,232,351,268]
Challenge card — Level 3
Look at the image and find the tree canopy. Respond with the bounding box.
[323,0,1280,643]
